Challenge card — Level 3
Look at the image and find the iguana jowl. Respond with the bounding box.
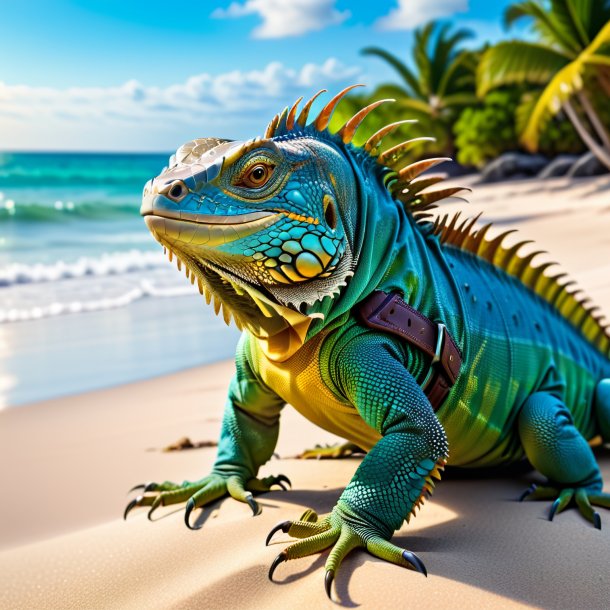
[128,85,610,596]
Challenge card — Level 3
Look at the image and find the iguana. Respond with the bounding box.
[126,85,610,597]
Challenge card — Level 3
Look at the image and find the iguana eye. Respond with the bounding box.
[236,163,275,189]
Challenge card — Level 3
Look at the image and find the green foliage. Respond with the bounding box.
[453,88,585,168]
[538,115,586,155]
[341,1,610,168]
[360,21,478,160]
[477,0,610,154]
[453,91,520,168]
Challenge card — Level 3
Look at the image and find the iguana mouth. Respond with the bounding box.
[143,211,282,248]
[145,218,320,358]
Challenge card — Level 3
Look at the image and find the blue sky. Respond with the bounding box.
[0,0,520,151]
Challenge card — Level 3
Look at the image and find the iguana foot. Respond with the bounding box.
[519,483,609,529]
[297,442,365,460]
[124,474,291,527]
[266,506,425,600]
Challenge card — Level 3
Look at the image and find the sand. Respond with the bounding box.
[1,174,610,609]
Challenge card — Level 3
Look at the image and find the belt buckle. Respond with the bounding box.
[421,323,446,391]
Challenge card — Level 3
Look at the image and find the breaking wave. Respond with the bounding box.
[0,250,166,287]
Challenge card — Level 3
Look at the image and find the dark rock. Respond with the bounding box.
[537,155,580,178]
[479,152,548,183]
[566,151,608,178]
[427,159,476,178]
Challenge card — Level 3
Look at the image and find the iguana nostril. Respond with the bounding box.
[168,181,187,201]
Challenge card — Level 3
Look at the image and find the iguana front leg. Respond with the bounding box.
[267,333,448,597]
[125,336,288,525]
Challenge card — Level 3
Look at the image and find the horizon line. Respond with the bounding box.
[0,148,173,155]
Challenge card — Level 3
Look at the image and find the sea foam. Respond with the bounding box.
[0,250,166,287]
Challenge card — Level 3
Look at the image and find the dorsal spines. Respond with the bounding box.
[313,84,364,131]
[265,86,467,218]
[286,97,303,131]
[364,120,417,155]
[434,214,610,355]
[262,86,610,354]
[377,137,436,168]
[337,99,394,144]
[296,89,326,127]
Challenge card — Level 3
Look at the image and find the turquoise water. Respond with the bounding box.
[0,152,241,406]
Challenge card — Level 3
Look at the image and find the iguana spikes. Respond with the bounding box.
[435,211,610,354]
[377,137,436,168]
[398,157,452,183]
[286,97,303,131]
[297,89,326,127]
[336,98,394,144]
[416,186,471,207]
[265,87,464,217]
[402,174,447,196]
[313,84,364,131]
[364,119,417,155]
[264,114,280,139]
[275,107,290,134]
[484,232,521,266]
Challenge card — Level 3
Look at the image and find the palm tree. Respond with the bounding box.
[362,21,478,157]
[478,0,610,168]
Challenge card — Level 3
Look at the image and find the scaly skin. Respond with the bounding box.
[125,87,610,598]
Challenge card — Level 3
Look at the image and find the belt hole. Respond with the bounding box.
[407,318,411,327]
[389,308,395,315]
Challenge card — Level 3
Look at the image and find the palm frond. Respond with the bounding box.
[477,41,569,96]
[361,47,422,99]
[504,0,582,55]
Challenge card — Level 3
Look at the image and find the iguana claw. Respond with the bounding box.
[123,496,142,520]
[147,497,163,521]
[184,498,202,530]
[402,550,427,576]
[266,520,292,546]
[518,483,537,502]
[324,570,334,599]
[268,551,287,581]
[548,498,561,521]
[521,483,608,528]
[276,474,292,489]
[245,493,262,516]
[128,482,158,494]
[267,504,427,597]
[123,472,290,523]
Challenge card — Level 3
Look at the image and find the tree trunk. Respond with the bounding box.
[597,70,610,97]
[578,92,610,150]
[563,99,610,170]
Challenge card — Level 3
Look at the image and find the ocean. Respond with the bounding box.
[0,151,241,407]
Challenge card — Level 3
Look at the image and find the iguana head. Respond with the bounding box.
[141,85,456,360]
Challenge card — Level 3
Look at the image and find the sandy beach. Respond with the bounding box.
[1,174,610,609]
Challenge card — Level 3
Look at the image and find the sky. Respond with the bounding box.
[0,0,521,152]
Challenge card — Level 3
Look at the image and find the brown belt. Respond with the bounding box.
[356,290,462,411]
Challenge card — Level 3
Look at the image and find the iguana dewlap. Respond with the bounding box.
[127,86,610,597]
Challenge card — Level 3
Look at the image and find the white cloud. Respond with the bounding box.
[0,59,361,151]
[376,0,468,31]
[212,0,350,39]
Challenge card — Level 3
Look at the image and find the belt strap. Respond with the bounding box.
[356,290,462,411]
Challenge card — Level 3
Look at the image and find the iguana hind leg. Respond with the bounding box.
[595,378,610,441]
[518,391,609,528]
